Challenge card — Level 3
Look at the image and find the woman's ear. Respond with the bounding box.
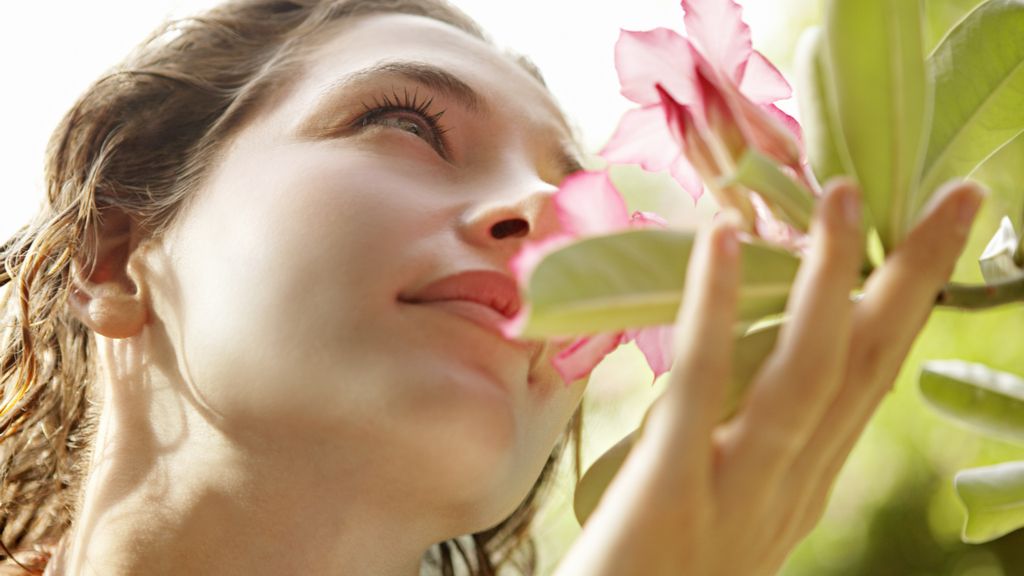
[69,209,150,339]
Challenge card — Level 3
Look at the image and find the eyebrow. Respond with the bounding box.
[314,59,587,178]
[323,59,488,116]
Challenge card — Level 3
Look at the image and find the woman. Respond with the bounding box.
[0,0,983,574]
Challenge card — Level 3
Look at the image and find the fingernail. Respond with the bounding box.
[720,225,739,258]
[717,210,742,258]
[840,185,861,228]
[955,186,984,235]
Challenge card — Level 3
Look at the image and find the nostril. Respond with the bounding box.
[490,219,529,239]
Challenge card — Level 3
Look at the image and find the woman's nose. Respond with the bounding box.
[458,181,562,250]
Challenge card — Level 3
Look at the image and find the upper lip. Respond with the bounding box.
[398,269,522,318]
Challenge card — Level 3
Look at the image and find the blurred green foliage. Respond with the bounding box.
[532,1,1024,574]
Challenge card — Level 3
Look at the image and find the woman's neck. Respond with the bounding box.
[53,344,439,576]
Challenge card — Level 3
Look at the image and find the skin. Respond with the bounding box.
[555,180,984,576]
[56,10,985,576]
[62,13,585,576]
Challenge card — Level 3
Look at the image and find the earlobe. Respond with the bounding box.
[69,276,148,339]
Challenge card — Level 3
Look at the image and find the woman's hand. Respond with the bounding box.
[554,178,985,576]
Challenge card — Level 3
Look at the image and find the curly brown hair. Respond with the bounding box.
[0,1,582,574]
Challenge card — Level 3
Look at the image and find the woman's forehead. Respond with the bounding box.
[294,12,574,140]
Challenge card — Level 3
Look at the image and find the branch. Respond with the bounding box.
[936,276,1024,310]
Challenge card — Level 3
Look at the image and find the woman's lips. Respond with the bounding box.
[403,298,535,354]
[412,298,512,337]
[398,270,521,338]
[401,298,547,388]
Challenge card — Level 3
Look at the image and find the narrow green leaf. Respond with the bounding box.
[919,360,1024,444]
[795,27,846,186]
[726,150,815,232]
[574,321,782,525]
[825,0,932,251]
[519,229,799,338]
[920,0,1024,202]
[574,428,636,526]
[955,461,1024,543]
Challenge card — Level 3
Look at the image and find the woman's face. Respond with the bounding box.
[143,12,586,529]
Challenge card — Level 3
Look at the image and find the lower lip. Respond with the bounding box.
[411,299,511,337]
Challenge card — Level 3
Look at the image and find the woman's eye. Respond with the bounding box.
[365,113,431,141]
[357,91,452,160]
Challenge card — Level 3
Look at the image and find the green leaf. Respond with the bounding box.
[955,461,1024,543]
[919,0,1024,202]
[825,0,932,251]
[795,27,846,187]
[518,230,800,338]
[574,321,782,525]
[573,427,636,526]
[726,150,815,232]
[919,360,1024,444]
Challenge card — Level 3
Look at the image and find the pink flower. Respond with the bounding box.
[658,72,813,247]
[501,171,676,385]
[600,0,810,215]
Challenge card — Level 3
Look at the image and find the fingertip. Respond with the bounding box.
[936,178,988,200]
[713,209,742,259]
[683,210,742,320]
[826,179,862,231]
[931,179,987,238]
[950,181,986,235]
[893,180,987,289]
[822,176,860,196]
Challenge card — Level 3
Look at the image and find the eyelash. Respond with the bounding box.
[358,88,452,157]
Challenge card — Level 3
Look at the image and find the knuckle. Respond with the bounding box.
[740,404,805,458]
[773,342,835,391]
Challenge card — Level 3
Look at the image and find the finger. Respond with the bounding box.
[840,180,984,420]
[730,179,864,458]
[786,180,984,508]
[645,212,741,464]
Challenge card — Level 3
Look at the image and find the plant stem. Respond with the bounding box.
[936,277,1024,310]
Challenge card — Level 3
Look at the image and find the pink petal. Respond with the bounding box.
[600,102,705,201]
[740,51,793,104]
[681,0,752,84]
[552,332,626,385]
[629,210,669,229]
[695,62,749,163]
[600,104,683,173]
[668,155,704,202]
[718,79,804,171]
[614,28,698,106]
[659,83,759,225]
[629,324,676,381]
[750,193,809,254]
[763,104,805,154]
[658,84,722,189]
[554,171,631,237]
[740,100,804,171]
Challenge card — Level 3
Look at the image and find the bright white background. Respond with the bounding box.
[0,1,791,240]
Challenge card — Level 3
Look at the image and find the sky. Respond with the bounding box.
[0,0,789,240]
